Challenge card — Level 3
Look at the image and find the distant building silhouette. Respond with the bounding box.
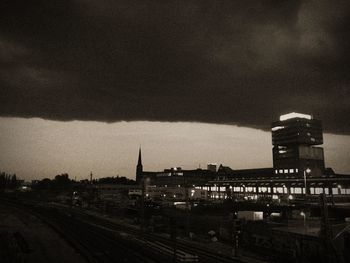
[207,163,218,173]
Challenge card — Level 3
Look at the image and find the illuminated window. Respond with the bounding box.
[310,188,315,194]
[279,112,312,121]
[295,168,299,173]
[279,169,284,173]
[315,188,323,194]
[294,187,302,194]
[289,169,294,173]
[284,169,288,174]
[275,170,278,174]
[271,126,285,131]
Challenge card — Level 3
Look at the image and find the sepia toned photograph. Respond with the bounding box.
[1,1,349,262]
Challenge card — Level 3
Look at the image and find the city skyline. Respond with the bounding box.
[1,1,350,181]
[1,2,350,262]
[1,116,349,181]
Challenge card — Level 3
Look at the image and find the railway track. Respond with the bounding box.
[2,199,244,262]
[51,204,243,263]
[37,208,154,263]
[0,199,160,263]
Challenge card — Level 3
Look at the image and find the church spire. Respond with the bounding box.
[137,147,142,166]
[136,146,143,183]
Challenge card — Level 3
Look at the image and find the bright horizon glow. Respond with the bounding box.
[280,112,312,121]
[0,117,349,181]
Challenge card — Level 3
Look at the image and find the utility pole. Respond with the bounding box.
[170,217,177,263]
[319,193,336,263]
[185,177,190,237]
[140,176,145,233]
[232,212,241,258]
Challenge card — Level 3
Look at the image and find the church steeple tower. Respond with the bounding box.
[136,147,143,183]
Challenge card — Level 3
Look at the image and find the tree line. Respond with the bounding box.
[0,172,19,189]
[33,174,136,190]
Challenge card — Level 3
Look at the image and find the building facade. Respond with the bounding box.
[271,112,325,177]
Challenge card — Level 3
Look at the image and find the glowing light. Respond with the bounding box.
[271,126,285,131]
[280,112,312,121]
[174,202,185,205]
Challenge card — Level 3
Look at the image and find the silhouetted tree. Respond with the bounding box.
[53,173,72,189]
[0,171,19,190]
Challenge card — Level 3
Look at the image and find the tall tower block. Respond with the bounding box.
[136,147,143,183]
[271,112,325,177]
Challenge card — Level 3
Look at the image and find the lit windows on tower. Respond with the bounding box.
[271,113,325,177]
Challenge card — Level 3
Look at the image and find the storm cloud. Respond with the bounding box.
[1,0,349,133]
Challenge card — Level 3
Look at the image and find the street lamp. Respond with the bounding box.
[303,168,311,198]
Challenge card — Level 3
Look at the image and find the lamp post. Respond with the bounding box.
[303,168,311,199]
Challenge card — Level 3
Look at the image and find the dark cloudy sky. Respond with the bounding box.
[1,1,350,179]
[1,0,349,132]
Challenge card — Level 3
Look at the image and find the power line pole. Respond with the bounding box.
[140,176,145,233]
[319,193,336,263]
